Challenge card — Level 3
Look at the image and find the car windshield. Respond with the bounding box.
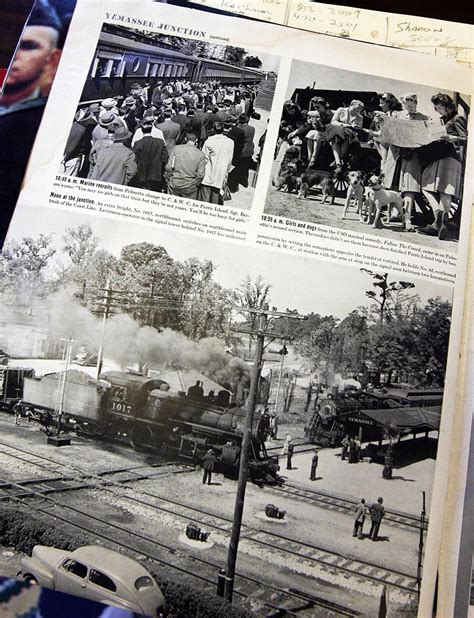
[135,576,154,591]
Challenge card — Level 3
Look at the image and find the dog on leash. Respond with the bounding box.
[273,146,303,193]
[298,169,336,203]
[366,174,404,229]
[342,170,365,221]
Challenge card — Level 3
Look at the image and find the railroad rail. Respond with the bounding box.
[0,439,419,598]
[270,483,428,532]
[1,477,358,617]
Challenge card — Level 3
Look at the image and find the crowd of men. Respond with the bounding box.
[63,79,264,204]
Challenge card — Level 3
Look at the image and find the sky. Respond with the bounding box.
[8,204,452,320]
[285,60,470,118]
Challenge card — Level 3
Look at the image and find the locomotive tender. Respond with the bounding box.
[82,24,267,102]
[19,370,278,482]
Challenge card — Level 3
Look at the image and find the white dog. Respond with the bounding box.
[366,174,404,229]
[342,171,365,222]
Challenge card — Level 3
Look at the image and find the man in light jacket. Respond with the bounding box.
[90,126,137,186]
[200,121,234,205]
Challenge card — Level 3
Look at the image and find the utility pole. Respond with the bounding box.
[96,280,113,379]
[224,306,305,602]
[273,345,287,416]
[417,490,426,593]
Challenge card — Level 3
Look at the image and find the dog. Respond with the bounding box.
[273,146,303,193]
[342,170,365,221]
[366,174,404,229]
[298,169,336,203]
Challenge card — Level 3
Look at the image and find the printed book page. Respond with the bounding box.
[191,0,474,67]
[0,1,473,617]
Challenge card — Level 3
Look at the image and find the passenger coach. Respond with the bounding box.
[81,24,267,101]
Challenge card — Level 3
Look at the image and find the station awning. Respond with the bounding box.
[339,405,442,433]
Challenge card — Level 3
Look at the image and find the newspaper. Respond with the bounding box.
[0,1,472,616]
[376,116,448,148]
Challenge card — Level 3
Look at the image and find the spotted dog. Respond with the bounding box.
[342,170,365,221]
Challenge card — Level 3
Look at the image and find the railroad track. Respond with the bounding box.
[271,483,428,532]
[0,440,419,599]
[2,479,358,617]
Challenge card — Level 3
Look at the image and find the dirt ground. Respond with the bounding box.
[264,177,460,252]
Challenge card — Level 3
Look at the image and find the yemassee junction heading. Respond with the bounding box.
[0,361,440,615]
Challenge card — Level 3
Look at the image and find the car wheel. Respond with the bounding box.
[23,574,39,585]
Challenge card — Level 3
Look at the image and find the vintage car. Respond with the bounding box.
[19,545,166,616]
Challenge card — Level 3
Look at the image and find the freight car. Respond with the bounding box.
[18,370,278,482]
[81,24,267,101]
[305,387,443,446]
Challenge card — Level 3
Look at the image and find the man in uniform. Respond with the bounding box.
[310,449,319,480]
[202,449,216,485]
[0,0,62,246]
[341,434,350,460]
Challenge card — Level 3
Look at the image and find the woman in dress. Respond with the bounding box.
[372,92,402,190]
[305,96,334,166]
[418,93,468,240]
[393,94,429,230]
[327,99,364,169]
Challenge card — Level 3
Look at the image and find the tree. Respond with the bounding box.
[224,46,246,66]
[62,224,99,267]
[361,269,415,324]
[0,234,55,309]
[244,56,263,68]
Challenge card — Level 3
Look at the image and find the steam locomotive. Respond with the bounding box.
[305,386,443,446]
[7,368,278,483]
[81,24,268,102]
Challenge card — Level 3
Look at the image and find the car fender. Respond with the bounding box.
[19,557,55,588]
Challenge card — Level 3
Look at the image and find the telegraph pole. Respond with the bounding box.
[224,306,305,602]
[96,280,113,379]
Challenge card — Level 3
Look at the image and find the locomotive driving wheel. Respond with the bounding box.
[130,424,154,451]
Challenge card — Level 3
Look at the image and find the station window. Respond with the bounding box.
[61,559,87,579]
[89,569,117,592]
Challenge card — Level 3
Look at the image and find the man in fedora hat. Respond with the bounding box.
[133,120,168,192]
[90,125,137,186]
[202,449,217,485]
[62,105,97,176]
[92,111,118,143]
[99,97,119,117]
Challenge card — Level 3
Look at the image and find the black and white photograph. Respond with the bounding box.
[60,23,279,209]
[0,206,455,616]
[264,60,469,250]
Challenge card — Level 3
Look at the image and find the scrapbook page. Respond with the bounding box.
[0,1,472,616]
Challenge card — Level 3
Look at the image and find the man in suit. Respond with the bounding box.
[369,497,385,541]
[202,449,216,485]
[310,449,319,480]
[353,498,367,539]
